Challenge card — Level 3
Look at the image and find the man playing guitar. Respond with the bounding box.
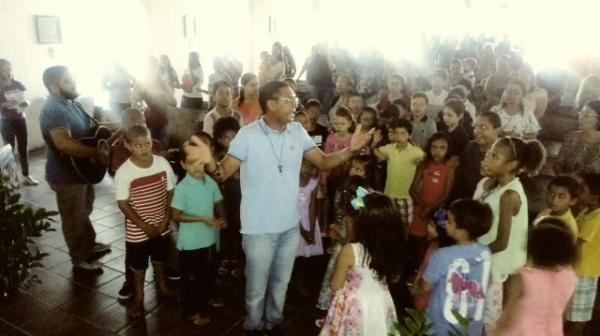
[39,65,112,271]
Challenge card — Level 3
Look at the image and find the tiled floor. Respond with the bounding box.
[1,149,327,336]
[2,149,600,335]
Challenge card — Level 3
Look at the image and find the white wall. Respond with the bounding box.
[0,0,262,149]
[0,0,153,148]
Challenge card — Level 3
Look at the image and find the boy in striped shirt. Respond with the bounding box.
[115,125,177,318]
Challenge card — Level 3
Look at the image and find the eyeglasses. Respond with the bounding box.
[278,97,299,108]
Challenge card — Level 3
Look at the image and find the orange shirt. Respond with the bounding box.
[233,98,262,124]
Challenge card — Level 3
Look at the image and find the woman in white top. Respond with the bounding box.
[269,42,286,81]
[514,64,548,120]
[491,80,541,139]
[181,51,205,111]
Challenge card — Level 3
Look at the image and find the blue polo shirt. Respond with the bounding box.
[228,117,316,234]
[171,174,223,250]
[39,95,91,185]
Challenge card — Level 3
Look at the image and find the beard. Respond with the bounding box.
[59,87,79,100]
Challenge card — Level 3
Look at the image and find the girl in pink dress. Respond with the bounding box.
[294,161,324,295]
[495,217,577,335]
[323,107,354,224]
[297,161,324,257]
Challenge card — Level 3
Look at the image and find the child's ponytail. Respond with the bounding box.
[498,136,547,177]
[521,140,546,176]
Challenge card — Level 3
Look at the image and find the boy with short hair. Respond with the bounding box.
[536,175,580,238]
[111,107,166,301]
[410,93,437,149]
[171,139,226,326]
[565,173,600,336]
[425,69,449,118]
[109,108,162,176]
[304,99,329,149]
[115,125,177,318]
[372,118,425,226]
[418,199,493,336]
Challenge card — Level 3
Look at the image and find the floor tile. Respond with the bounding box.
[0,292,56,327]
[61,291,120,320]
[23,268,92,306]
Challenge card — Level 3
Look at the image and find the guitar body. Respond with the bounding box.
[70,126,115,184]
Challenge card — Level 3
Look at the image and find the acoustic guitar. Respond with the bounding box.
[70,125,122,184]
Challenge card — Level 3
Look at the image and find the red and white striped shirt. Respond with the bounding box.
[114,156,176,243]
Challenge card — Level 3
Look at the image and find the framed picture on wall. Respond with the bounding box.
[35,15,62,44]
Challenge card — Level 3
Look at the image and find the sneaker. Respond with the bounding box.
[165,267,180,280]
[22,175,39,186]
[73,260,102,271]
[91,242,111,253]
[118,281,132,300]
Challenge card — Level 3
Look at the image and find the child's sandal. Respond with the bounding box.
[187,313,210,326]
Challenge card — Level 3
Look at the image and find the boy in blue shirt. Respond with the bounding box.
[417,199,493,336]
[171,139,226,326]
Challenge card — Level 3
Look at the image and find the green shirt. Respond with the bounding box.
[379,143,424,199]
[172,174,223,250]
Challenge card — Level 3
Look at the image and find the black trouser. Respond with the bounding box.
[403,234,430,278]
[1,118,29,176]
[180,245,218,318]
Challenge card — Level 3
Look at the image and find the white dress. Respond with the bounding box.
[320,243,397,336]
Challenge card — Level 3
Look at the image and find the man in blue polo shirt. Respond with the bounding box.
[39,66,110,271]
[186,80,373,335]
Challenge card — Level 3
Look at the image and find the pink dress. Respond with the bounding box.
[496,266,576,336]
[321,133,351,184]
[297,178,324,257]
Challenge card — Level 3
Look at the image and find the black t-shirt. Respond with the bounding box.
[451,141,485,200]
[308,124,329,149]
[306,55,334,88]
[448,126,469,156]
[0,80,26,119]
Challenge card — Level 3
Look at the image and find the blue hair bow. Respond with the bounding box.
[433,208,448,229]
[351,186,369,210]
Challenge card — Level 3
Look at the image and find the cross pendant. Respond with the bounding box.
[278,164,283,173]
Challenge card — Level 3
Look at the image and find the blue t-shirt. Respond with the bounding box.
[227,117,316,234]
[424,243,492,336]
[39,95,91,184]
[171,174,223,250]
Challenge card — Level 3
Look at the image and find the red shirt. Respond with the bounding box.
[410,162,452,237]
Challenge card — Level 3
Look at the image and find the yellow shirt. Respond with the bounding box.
[536,208,578,240]
[379,143,424,199]
[574,208,600,277]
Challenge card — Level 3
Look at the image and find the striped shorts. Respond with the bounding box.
[565,276,598,322]
[395,197,414,228]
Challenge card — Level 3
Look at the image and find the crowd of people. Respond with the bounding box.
[1,34,600,336]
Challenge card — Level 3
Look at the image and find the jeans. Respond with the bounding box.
[242,226,300,330]
[50,183,96,263]
[1,118,29,176]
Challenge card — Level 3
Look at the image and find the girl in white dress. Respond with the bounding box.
[320,191,405,336]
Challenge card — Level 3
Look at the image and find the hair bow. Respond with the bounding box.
[351,186,369,210]
[433,208,448,229]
